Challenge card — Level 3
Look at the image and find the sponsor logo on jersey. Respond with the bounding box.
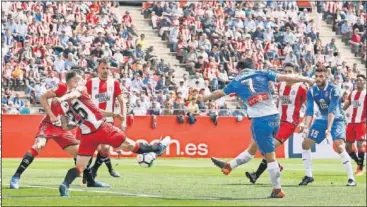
[319,99,328,109]
[247,92,269,106]
[352,100,361,108]
[280,96,292,105]
[95,92,111,103]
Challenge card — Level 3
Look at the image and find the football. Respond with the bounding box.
[136,152,156,168]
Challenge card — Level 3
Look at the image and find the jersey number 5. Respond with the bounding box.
[71,102,88,120]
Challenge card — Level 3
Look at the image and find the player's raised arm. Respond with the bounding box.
[203,90,226,102]
[203,77,238,102]
[276,73,314,86]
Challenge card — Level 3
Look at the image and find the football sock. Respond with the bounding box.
[348,151,359,164]
[14,149,38,177]
[340,151,354,180]
[92,152,104,172]
[86,157,93,169]
[83,168,95,184]
[267,161,281,189]
[357,150,365,170]
[255,159,268,178]
[104,157,114,172]
[229,150,254,169]
[132,142,161,154]
[63,167,82,188]
[302,149,313,177]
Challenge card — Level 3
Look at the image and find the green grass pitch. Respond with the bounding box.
[2,158,366,206]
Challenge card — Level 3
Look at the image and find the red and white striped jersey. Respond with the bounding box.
[348,90,366,123]
[86,77,122,123]
[69,89,105,134]
[277,82,307,125]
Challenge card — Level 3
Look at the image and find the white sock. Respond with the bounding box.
[302,149,313,177]
[229,150,254,169]
[340,151,355,180]
[267,161,281,189]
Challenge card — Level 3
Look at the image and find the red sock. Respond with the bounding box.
[28,148,39,157]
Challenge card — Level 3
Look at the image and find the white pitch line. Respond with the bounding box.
[17,185,219,200]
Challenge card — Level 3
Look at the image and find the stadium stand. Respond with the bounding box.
[1,1,366,118]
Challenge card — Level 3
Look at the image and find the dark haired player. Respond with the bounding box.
[205,58,314,198]
[55,71,171,197]
[245,63,307,184]
[298,67,356,186]
[343,74,366,176]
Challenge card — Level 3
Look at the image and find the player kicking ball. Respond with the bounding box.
[343,74,366,176]
[244,63,307,184]
[204,58,314,198]
[55,71,171,197]
[298,67,356,186]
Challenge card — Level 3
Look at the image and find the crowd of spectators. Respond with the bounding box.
[323,1,366,61]
[1,1,366,118]
[144,0,366,110]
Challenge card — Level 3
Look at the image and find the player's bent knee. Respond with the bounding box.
[264,152,276,162]
[302,138,314,150]
[247,142,258,155]
[334,139,346,153]
[356,140,364,149]
[33,137,47,152]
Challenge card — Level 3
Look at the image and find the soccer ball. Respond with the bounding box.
[137,152,156,168]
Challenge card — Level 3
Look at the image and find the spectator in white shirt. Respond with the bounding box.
[45,72,60,90]
[284,50,298,66]
[132,100,148,115]
[177,80,189,99]
[131,74,145,91]
[54,53,65,74]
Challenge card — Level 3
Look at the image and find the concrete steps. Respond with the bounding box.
[120,6,239,108]
[120,6,189,83]
[311,7,366,73]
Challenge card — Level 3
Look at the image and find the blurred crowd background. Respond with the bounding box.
[1,1,366,118]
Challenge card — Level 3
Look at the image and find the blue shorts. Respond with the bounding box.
[308,119,346,144]
[251,114,280,154]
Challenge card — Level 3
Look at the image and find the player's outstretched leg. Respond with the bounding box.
[211,139,257,175]
[334,139,356,186]
[118,136,171,156]
[299,138,315,186]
